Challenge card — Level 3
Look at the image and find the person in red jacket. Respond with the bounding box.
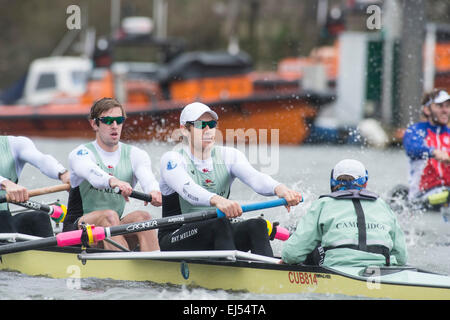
[402,88,450,206]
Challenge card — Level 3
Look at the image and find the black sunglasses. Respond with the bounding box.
[186,120,217,129]
[96,116,126,125]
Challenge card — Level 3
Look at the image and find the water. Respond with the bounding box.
[1,138,449,300]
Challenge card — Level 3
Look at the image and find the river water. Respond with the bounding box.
[0,138,449,300]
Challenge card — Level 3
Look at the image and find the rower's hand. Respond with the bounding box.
[210,195,242,218]
[2,180,29,203]
[275,184,302,213]
[433,149,450,164]
[146,190,162,207]
[109,177,133,201]
[59,170,71,186]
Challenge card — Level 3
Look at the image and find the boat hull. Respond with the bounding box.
[1,247,449,299]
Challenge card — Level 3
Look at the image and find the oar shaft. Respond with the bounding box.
[108,210,218,237]
[0,237,57,255]
[11,200,54,214]
[0,184,70,204]
[111,198,289,235]
[7,200,66,223]
[28,184,70,197]
[0,198,291,255]
[55,210,219,247]
[242,198,288,211]
[216,198,288,217]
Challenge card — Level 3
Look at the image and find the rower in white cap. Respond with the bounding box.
[158,101,302,257]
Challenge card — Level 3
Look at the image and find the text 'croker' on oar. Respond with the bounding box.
[0,198,295,255]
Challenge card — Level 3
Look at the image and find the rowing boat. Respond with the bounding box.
[0,233,449,300]
[1,196,449,300]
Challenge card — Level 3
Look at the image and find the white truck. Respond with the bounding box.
[20,56,92,106]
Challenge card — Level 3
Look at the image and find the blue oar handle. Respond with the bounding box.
[216,198,288,218]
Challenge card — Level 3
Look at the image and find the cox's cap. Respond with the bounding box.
[180,102,218,125]
[433,90,450,104]
[333,159,366,180]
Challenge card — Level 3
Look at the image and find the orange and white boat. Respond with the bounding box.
[0,33,334,145]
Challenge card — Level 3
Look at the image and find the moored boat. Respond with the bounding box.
[0,16,335,145]
[0,234,449,300]
[0,89,332,145]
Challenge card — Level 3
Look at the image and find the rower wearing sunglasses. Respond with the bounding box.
[403,89,450,205]
[63,98,162,252]
[158,102,302,257]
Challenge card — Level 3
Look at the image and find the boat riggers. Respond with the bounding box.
[0,198,293,255]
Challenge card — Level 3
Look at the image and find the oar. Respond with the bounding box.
[235,198,290,217]
[2,199,67,223]
[0,198,289,255]
[224,198,293,241]
[0,184,70,223]
[113,187,153,203]
[0,183,70,204]
[27,184,70,197]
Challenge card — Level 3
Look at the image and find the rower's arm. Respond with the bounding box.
[227,148,280,196]
[10,136,66,180]
[403,125,434,160]
[130,146,160,194]
[68,146,111,189]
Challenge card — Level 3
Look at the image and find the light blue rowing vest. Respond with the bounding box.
[0,136,18,212]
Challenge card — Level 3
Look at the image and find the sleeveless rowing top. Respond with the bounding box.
[67,142,133,219]
[179,147,231,214]
[160,147,231,237]
[0,136,18,211]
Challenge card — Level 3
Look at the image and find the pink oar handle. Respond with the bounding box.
[49,205,67,223]
[56,226,106,247]
[274,226,290,241]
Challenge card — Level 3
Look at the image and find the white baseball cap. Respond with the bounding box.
[180,102,219,125]
[433,90,450,104]
[332,159,367,180]
[424,90,450,107]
